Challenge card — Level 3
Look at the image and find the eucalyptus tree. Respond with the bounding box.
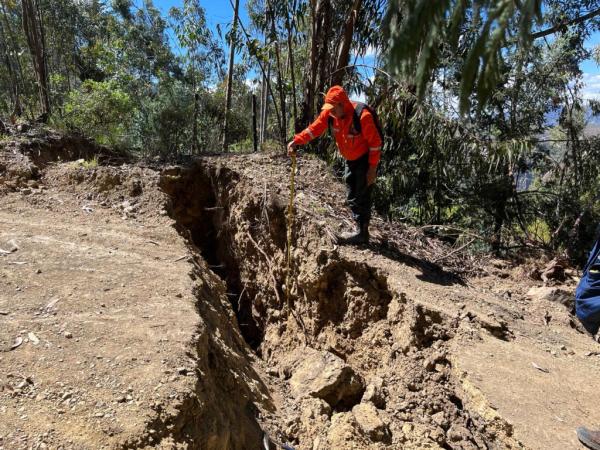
[384,0,600,114]
[170,0,224,154]
[222,0,240,151]
[373,0,600,254]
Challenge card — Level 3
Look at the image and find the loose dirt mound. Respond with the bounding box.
[2,130,599,449]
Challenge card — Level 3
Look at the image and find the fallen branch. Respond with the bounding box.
[433,238,476,263]
[420,224,486,242]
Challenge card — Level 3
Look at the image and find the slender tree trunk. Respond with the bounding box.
[0,20,21,116]
[222,0,240,152]
[235,10,283,143]
[259,32,269,144]
[316,0,332,100]
[22,0,50,120]
[299,0,319,130]
[260,63,270,143]
[1,2,26,116]
[192,85,199,154]
[331,0,361,86]
[252,93,258,152]
[267,0,287,143]
[284,1,299,132]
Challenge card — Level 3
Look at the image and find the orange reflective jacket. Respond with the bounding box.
[293,87,382,166]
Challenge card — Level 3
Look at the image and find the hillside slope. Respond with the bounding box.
[1,128,598,449]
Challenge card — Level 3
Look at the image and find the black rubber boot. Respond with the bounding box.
[337,221,369,245]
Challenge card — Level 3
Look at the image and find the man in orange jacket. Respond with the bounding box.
[287,85,382,244]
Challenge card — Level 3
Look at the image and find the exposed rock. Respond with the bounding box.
[301,397,332,420]
[541,258,567,282]
[352,403,391,443]
[128,178,143,197]
[326,412,367,448]
[526,286,574,310]
[447,424,472,442]
[361,376,387,409]
[289,349,364,409]
[295,398,332,445]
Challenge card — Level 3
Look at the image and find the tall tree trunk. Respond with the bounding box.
[252,93,258,152]
[1,1,26,116]
[192,83,199,155]
[260,63,270,143]
[0,19,21,116]
[284,1,299,132]
[316,0,332,101]
[299,0,326,130]
[331,0,361,86]
[267,0,287,144]
[235,8,283,143]
[22,0,50,120]
[222,0,240,152]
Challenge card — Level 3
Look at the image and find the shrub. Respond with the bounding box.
[62,80,135,148]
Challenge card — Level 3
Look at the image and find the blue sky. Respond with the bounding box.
[152,0,250,53]
[581,32,600,100]
[150,0,600,99]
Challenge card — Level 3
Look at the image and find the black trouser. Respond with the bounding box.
[344,152,372,225]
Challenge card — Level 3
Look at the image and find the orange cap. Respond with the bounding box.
[321,85,349,110]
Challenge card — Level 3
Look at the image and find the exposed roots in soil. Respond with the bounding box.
[159,158,524,450]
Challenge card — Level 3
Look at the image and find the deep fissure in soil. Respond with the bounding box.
[160,163,265,349]
[157,159,523,449]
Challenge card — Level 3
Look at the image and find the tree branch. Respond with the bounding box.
[531,7,600,40]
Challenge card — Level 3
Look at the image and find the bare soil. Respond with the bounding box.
[1,127,599,450]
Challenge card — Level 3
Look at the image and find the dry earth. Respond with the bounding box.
[1,127,599,450]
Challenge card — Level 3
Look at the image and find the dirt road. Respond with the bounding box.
[1,131,599,449]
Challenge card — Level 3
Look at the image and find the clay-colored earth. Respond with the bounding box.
[1,128,599,449]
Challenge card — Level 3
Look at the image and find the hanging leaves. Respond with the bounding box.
[384,0,543,115]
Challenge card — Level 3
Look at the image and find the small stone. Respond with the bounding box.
[352,403,390,443]
[361,377,386,409]
[28,332,40,345]
[266,367,279,377]
[64,331,73,339]
[11,336,23,350]
[36,268,42,274]
[447,424,471,442]
[431,411,448,428]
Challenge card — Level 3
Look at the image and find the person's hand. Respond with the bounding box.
[367,165,377,186]
[287,141,297,157]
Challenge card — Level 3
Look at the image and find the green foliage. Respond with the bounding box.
[3,0,600,264]
[72,156,99,169]
[384,0,543,114]
[62,80,135,148]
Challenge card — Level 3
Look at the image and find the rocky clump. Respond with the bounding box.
[288,349,365,410]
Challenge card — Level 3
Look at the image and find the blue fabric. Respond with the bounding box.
[575,239,600,335]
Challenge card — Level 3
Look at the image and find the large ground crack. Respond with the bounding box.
[158,157,524,450]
